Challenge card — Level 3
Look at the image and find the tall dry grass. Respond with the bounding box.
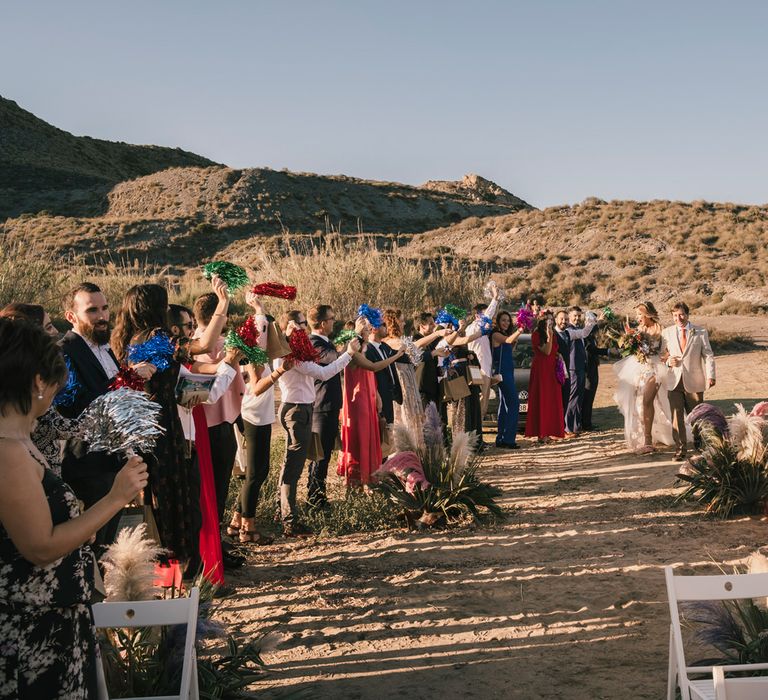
[2,235,492,326]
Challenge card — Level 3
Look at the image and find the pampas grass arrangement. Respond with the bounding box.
[101,524,164,602]
[677,403,768,517]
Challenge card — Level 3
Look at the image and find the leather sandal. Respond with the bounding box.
[226,522,241,537]
[239,529,274,546]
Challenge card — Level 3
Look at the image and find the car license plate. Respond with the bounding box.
[519,403,528,413]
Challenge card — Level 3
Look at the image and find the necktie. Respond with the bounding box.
[680,328,687,352]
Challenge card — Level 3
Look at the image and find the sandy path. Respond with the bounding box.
[222,349,768,699]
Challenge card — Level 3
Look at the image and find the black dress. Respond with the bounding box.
[142,343,199,563]
[0,453,97,699]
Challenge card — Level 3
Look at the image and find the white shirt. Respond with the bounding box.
[74,329,119,379]
[466,298,499,377]
[178,362,237,441]
[274,351,352,405]
[241,313,276,425]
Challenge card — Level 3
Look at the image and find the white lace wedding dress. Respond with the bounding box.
[613,339,676,450]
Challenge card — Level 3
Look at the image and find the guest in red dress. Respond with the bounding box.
[525,314,565,442]
[338,320,403,486]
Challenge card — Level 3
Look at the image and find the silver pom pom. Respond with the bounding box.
[402,336,423,365]
[483,280,505,302]
[80,388,165,456]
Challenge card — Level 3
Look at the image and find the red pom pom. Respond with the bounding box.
[251,282,297,300]
[236,316,260,347]
[109,366,146,392]
[287,329,320,363]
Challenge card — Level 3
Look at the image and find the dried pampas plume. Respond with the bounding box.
[101,524,164,602]
[393,422,419,454]
[748,551,768,609]
[450,430,475,471]
[727,404,768,464]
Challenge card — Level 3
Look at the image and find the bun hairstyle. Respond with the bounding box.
[636,301,660,323]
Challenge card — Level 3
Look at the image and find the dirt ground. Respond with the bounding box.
[221,332,768,699]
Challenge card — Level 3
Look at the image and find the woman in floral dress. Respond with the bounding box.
[0,318,147,698]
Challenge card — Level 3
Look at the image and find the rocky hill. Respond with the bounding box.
[1,98,531,264]
[400,198,768,312]
[0,96,218,218]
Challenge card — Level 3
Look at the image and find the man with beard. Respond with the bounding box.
[59,282,154,550]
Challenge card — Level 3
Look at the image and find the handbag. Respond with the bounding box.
[468,366,484,386]
[441,375,471,401]
[266,321,291,360]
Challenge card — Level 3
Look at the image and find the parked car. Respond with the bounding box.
[485,333,533,433]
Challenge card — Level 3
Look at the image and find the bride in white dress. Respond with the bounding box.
[613,302,676,453]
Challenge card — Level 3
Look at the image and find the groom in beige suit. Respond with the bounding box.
[660,301,716,460]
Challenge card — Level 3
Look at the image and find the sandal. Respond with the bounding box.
[226,521,241,537]
[239,529,274,546]
[636,445,655,455]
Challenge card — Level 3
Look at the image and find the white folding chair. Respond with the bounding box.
[665,566,768,700]
[92,586,200,700]
[713,666,768,700]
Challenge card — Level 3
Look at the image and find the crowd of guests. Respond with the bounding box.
[0,276,618,697]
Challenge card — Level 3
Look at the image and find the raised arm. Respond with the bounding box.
[565,313,597,340]
[188,276,230,355]
[353,346,404,371]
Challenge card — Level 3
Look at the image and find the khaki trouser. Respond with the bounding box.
[667,378,703,452]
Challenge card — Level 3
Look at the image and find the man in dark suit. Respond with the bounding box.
[366,323,402,453]
[554,310,572,423]
[58,282,154,550]
[582,323,611,431]
[307,304,341,509]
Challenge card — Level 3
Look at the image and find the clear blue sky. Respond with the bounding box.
[3,1,767,207]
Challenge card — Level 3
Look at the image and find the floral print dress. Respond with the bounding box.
[0,455,97,699]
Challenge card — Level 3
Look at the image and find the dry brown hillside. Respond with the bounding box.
[401,198,768,312]
[0,96,218,218]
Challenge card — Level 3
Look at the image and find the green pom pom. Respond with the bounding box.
[203,261,249,293]
[444,303,468,320]
[603,306,616,321]
[332,329,358,346]
[224,330,270,366]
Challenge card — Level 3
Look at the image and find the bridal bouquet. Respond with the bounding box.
[607,327,651,363]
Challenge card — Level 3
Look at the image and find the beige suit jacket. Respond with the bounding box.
[659,323,716,393]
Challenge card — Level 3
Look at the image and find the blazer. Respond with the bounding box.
[659,323,716,393]
[310,333,343,413]
[59,331,122,478]
[366,342,402,424]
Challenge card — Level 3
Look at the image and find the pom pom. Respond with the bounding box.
[401,336,423,365]
[555,356,567,385]
[54,355,81,407]
[202,261,249,293]
[110,366,147,392]
[435,309,459,328]
[357,304,383,329]
[224,316,269,366]
[333,329,358,346]
[128,332,176,373]
[483,280,505,302]
[477,314,493,336]
[250,282,297,300]
[516,307,535,332]
[602,306,616,321]
[444,304,468,321]
[287,329,320,363]
[79,387,165,455]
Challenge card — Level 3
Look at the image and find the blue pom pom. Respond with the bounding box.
[435,309,459,328]
[128,332,176,372]
[357,304,383,329]
[477,314,493,336]
[54,355,81,407]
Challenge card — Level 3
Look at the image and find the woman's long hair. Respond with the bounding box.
[0,303,45,326]
[636,301,660,324]
[111,284,170,363]
[534,313,552,340]
[383,308,403,339]
[493,311,513,337]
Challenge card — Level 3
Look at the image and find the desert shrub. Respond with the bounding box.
[0,237,65,310]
